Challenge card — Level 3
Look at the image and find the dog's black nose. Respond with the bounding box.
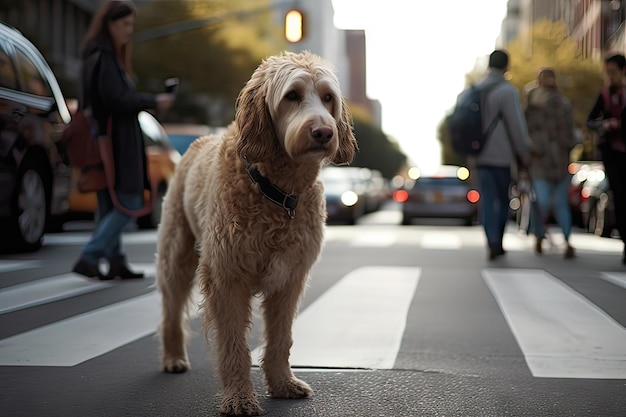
[311,126,333,144]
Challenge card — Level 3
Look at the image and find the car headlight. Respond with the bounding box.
[340,191,358,206]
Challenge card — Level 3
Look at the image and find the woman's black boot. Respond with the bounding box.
[108,256,144,279]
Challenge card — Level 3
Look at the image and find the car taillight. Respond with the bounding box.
[581,187,591,200]
[393,189,409,203]
[467,189,480,203]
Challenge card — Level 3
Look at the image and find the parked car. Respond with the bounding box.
[64,106,181,229]
[393,165,480,226]
[163,123,226,155]
[329,166,387,214]
[0,23,72,251]
[319,166,368,225]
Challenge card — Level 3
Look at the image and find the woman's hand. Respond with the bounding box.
[602,117,621,131]
[155,93,175,115]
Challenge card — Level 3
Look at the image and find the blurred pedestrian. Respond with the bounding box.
[72,0,175,280]
[524,67,577,259]
[587,53,626,265]
[474,50,531,260]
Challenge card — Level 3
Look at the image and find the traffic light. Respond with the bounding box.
[285,9,303,43]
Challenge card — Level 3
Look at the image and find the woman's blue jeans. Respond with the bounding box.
[81,189,143,263]
[477,166,511,248]
[531,177,572,241]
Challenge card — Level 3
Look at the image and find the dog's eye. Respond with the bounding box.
[323,94,333,103]
[285,91,300,101]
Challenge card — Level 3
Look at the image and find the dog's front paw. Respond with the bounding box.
[161,356,190,373]
[220,392,264,416]
[268,376,313,399]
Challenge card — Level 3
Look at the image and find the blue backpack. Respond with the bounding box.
[449,81,503,155]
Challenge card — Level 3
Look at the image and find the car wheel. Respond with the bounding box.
[8,161,48,251]
[137,184,166,229]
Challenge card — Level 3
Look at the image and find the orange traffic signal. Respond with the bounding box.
[285,10,303,42]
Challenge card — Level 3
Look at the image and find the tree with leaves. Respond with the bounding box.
[133,0,286,124]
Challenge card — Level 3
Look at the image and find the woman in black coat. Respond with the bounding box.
[587,53,626,265]
[72,0,174,280]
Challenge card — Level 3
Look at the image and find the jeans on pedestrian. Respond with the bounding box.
[81,189,143,263]
[531,177,572,242]
[477,166,511,248]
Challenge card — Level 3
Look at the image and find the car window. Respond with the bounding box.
[0,43,17,89]
[414,177,464,187]
[14,47,52,96]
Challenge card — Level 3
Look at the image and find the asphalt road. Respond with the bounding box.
[1,206,625,417]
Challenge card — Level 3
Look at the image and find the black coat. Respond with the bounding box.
[81,44,156,193]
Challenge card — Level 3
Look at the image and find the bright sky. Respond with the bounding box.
[331,0,509,172]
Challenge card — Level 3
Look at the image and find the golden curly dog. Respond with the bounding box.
[156,51,357,416]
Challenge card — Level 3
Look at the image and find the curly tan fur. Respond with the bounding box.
[157,51,357,416]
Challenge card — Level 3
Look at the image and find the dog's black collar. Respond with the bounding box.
[245,160,299,219]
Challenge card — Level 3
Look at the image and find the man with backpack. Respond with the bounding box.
[473,49,530,260]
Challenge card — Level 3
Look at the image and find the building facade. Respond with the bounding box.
[499,0,626,60]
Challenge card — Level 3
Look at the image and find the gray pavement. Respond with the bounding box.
[1,210,625,417]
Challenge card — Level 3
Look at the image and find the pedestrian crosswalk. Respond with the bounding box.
[1,254,625,379]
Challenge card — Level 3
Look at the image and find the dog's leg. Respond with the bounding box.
[261,277,313,399]
[157,200,198,373]
[201,267,264,416]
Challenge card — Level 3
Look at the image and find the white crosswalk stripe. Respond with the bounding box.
[0,274,113,315]
[601,272,626,289]
[483,268,626,379]
[252,266,420,369]
[324,225,625,252]
[0,292,162,366]
[0,260,41,274]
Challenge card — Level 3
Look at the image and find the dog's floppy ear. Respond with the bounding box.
[235,69,276,162]
[332,96,358,165]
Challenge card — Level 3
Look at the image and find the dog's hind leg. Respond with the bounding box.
[157,199,197,373]
[261,276,313,399]
[200,268,264,416]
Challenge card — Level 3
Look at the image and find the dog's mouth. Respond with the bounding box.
[302,142,336,160]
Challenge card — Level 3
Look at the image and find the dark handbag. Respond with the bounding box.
[77,164,106,193]
[61,108,107,193]
[62,111,155,217]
